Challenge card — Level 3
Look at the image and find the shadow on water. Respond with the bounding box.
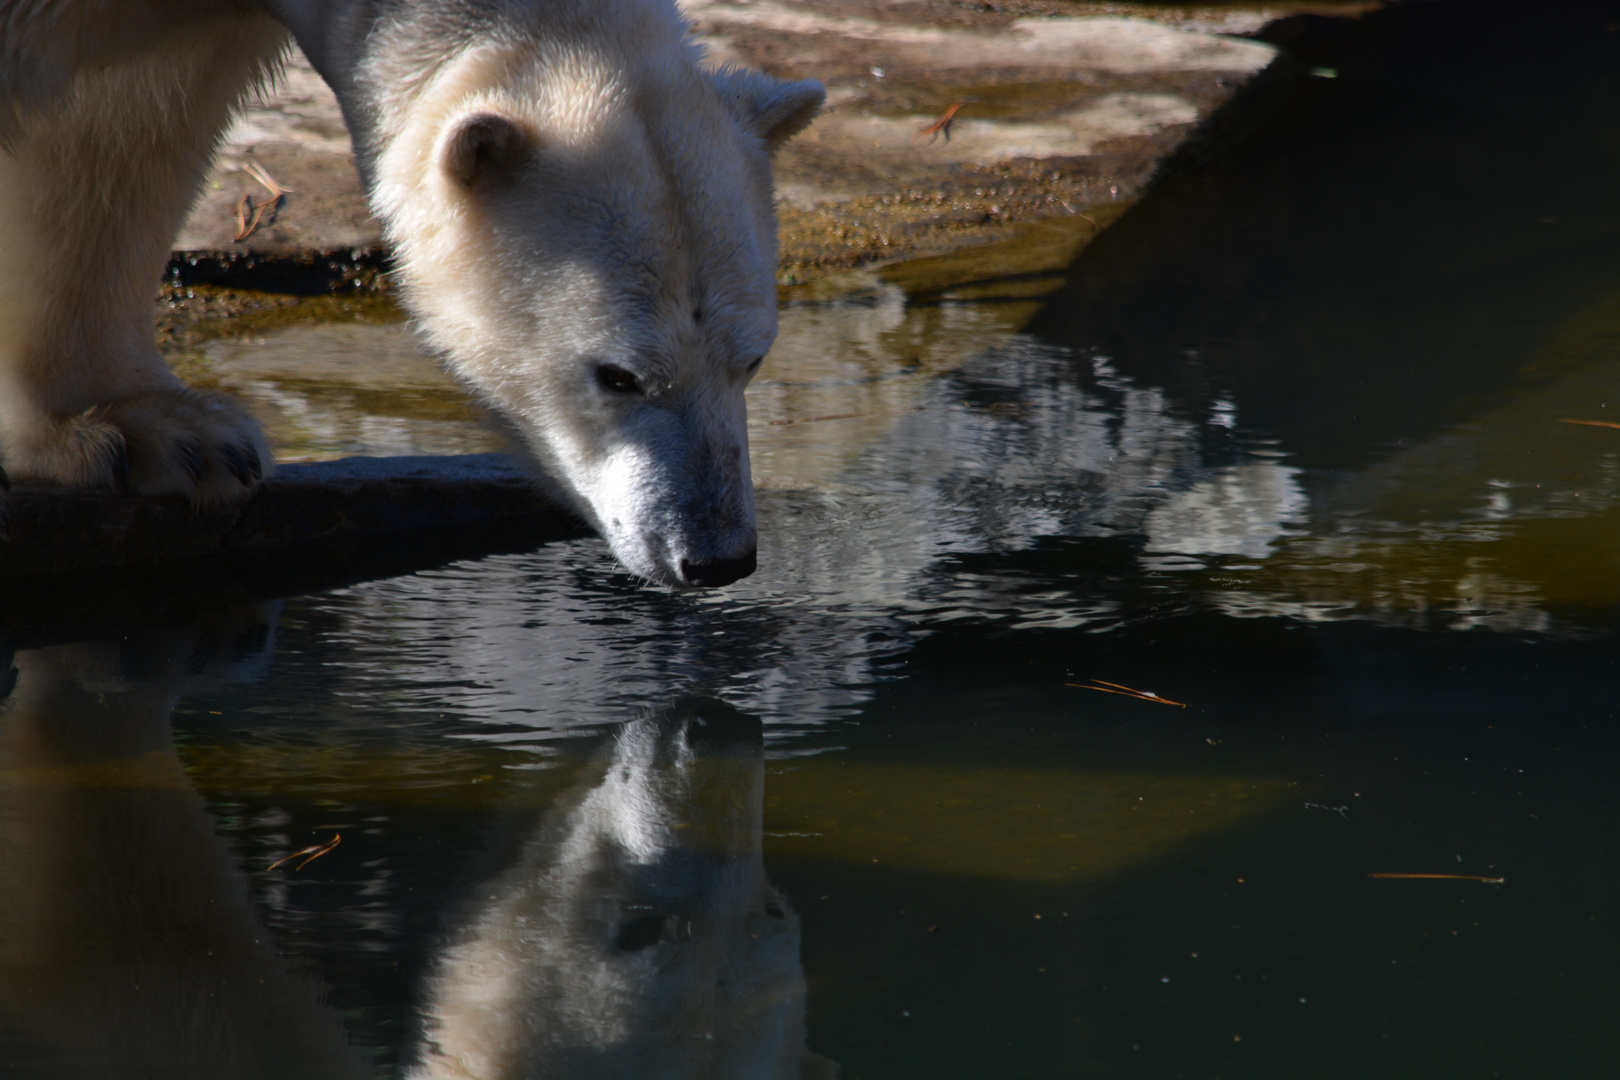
[6,0,1620,1077]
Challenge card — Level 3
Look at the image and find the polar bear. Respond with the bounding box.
[0,0,822,587]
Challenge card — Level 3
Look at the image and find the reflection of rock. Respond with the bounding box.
[412,700,827,1079]
[274,308,1301,738]
[200,321,504,461]
[0,611,364,1080]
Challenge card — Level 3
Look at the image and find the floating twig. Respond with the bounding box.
[269,833,341,872]
[1558,418,1620,431]
[1067,679,1188,708]
[1368,872,1504,884]
[770,411,863,426]
[912,102,966,147]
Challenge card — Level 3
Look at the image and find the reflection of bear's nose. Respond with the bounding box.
[679,546,757,587]
[683,706,763,753]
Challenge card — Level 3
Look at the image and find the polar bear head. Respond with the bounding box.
[367,9,822,588]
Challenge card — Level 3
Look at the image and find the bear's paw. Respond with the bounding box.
[5,388,272,502]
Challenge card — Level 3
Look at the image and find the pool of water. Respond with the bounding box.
[5,2,1620,1077]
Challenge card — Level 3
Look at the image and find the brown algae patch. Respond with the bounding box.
[173,743,1296,883]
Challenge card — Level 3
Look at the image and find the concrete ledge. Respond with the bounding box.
[0,454,588,581]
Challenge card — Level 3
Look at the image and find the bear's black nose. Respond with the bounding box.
[679,548,757,588]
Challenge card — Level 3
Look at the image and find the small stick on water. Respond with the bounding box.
[912,102,966,146]
[1558,418,1620,431]
[269,833,341,872]
[770,411,863,426]
[1368,872,1504,884]
[1066,680,1188,708]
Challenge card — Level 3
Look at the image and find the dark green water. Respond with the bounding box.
[5,2,1620,1077]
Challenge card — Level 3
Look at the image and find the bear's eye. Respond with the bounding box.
[615,915,664,952]
[745,356,765,375]
[595,364,643,395]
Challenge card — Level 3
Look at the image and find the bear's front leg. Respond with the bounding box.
[0,15,284,502]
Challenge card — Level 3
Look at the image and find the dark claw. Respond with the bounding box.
[219,442,256,486]
[0,463,10,491]
[178,440,206,482]
[109,440,131,488]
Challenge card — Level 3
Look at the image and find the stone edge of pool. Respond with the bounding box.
[0,454,588,584]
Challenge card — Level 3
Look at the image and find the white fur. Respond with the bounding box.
[0,2,282,499]
[0,0,822,586]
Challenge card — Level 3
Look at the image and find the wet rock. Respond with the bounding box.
[169,3,1378,296]
[698,2,1277,291]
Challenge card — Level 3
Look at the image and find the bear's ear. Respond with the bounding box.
[440,111,532,188]
[711,69,825,153]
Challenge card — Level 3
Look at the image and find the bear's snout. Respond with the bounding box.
[679,547,757,588]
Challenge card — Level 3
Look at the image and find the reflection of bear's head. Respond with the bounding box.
[412,698,820,1079]
[368,0,822,589]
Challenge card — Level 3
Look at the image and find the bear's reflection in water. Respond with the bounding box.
[0,617,828,1079]
[411,701,831,1079]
